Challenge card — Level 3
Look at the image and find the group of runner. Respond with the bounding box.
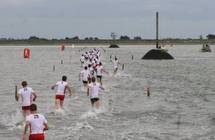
[15,48,120,140]
[15,81,48,140]
[79,48,108,109]
[15,76,73,140]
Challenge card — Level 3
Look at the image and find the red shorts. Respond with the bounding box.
[55,95,65,101]
[29,133,44,140]
[22,106,30,111]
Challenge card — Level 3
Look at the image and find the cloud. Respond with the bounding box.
[0,0,214,38]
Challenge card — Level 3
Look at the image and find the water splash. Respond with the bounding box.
[54,108,66,116]
[80,109,98,119]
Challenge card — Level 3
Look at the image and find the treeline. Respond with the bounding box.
[1,34,215,41]
[0,34,215,45]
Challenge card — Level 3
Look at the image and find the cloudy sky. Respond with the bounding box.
[0,0,214,39]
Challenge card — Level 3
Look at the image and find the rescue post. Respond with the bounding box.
[24,48,30,58]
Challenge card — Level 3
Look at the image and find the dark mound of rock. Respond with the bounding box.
[142,49,174,60]
[109,44,120,48]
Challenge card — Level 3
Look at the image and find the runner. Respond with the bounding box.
[15,81,37,118]
[51,76,72,110]
[80,54,85,67]
[79,66,91,88]
[95,62,108,86]
[111,56,120,75]
[87,77,104,109]
[88,64,94,78]
[22,104,48,140]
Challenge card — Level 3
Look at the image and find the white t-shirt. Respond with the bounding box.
[113,60,119,69]
[80,56,85,63]
[18,87,35,106]
[56,81,68,95]
[89,67,94,76]
[80,69,90,81]
[88,82,100,99]
[26,113,47,134]
[96,66,103,76]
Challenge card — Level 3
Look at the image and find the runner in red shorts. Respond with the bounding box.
[23,104,48,140]
[15,81,37,118]
[51,76,72,109]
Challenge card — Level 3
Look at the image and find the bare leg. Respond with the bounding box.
[26,110,30,116]
[95,100,100,109]
[96,77,99,83]
[113,70,117,75]
[55,99,60,109]
[83,83,88,91]
[22,110,30,119]
[60,100,64,109]
[97,77,102,86]
[91,102,94,108]
[100,80,102,86]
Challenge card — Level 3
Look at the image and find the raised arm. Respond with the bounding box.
[51,84,57,90]
[32,92,37,101]
[118,60,121,65]
[102,68,108,74]
[99,85,105,90]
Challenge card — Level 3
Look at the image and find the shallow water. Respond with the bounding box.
[0,45,215,140]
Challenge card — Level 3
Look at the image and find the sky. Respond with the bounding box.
[0,0,214,39]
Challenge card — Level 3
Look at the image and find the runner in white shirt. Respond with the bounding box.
[51,76,72,109]
[96,62,108,86]
[80,54,85,67]
[79,66,91,88]
[87,77,104,109]
[15,81,37,118]
[88,64,94,77]
[112,56,120,75]
[23,104,48,140]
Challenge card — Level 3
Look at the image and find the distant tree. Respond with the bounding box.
[206,34,215,40]
[85,37,89,40]
[89,37,94,40]
[94,37,99,40]
[120,35,130,40]
[72,36,79,40]
[65,37,70,40]
[134,36,142,40]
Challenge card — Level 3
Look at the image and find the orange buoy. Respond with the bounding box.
[24,48,30,58]
[61,45,65,51]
